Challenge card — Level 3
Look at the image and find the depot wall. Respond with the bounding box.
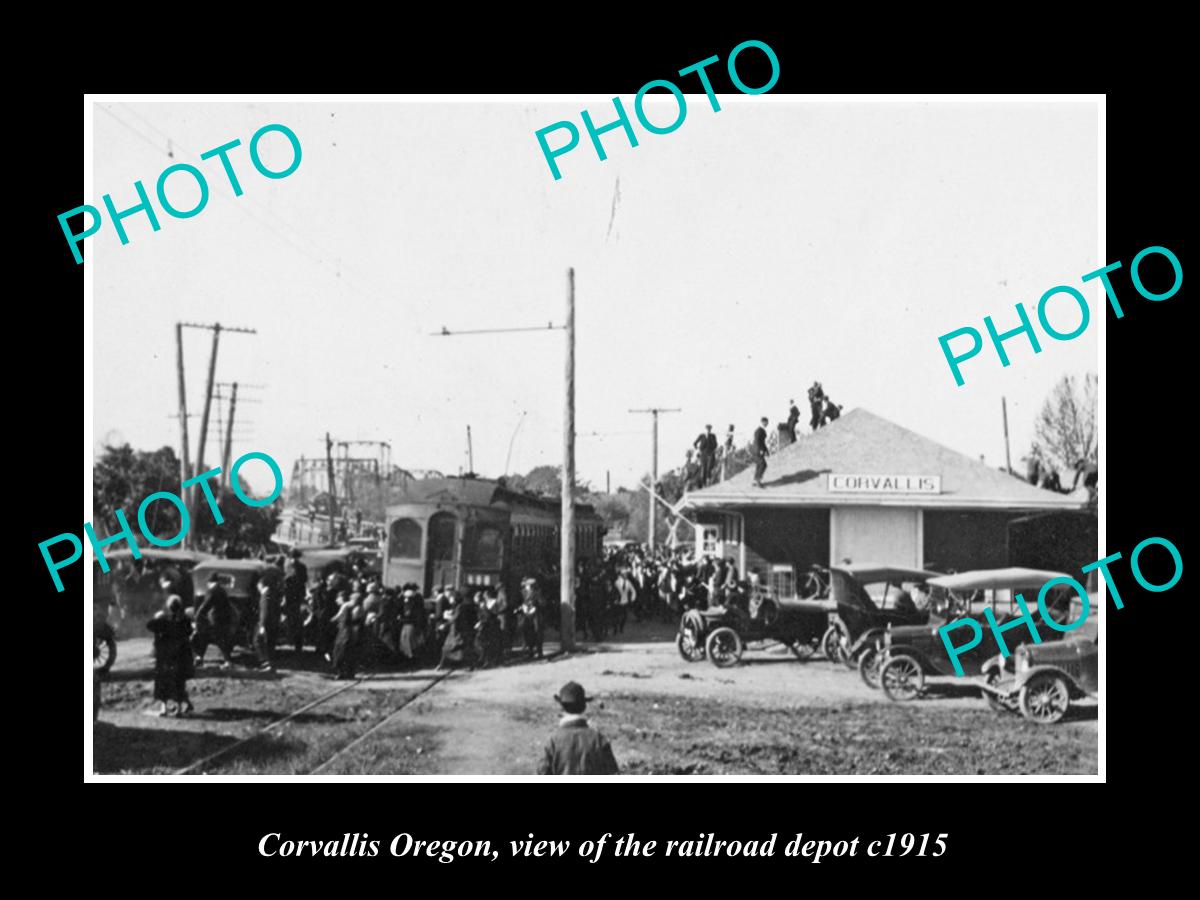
[704,505,1059,590]
[923,510,1016,572]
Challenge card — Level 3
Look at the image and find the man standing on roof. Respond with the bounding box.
[720,425,736,481]
[807,382,826,431]
[694,425,718,487]
[821,397,842,426]
[786,400,800,440]
[753,417,770,488]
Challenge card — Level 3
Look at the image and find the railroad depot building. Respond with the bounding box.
[680,409,1088,596]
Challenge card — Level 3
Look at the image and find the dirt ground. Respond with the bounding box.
[92,620,1097,776]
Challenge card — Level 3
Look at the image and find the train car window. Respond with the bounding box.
[465,525,503,569]
[428,512,458,562]
[388,518,423,561]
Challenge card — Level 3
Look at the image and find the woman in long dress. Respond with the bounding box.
[330,592,362,680]
[147,595,194,717]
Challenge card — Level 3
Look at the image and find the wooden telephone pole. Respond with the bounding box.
[629,407,680,550]
[175,321,256,547]
[325,432,338,543]
[1002,396,1013,475]
[221,382,238,486]
[431,272,575,649]
[562,268,576,648]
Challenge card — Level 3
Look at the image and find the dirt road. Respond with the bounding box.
[93,621,1097,775]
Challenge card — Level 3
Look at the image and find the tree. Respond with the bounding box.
[92,443,280,550]
[503,465,591,499]
[1032,373,1097,493]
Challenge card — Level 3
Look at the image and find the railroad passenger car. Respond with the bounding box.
[383,476,604,595]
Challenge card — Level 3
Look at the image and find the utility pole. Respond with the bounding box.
[181,322,256,472]
[215,381,262,488]
[629,407,680,550]
[178,322,256,546]
[325,432,338,543]
[221,382,238,488]
[562,268,576,649]
[467,425,474,475]
[1002,396,1013,475]
[174,323,192,494]
[431,280,573,650]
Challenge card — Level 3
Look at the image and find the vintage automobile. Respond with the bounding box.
[100,548,212,636]
[93,561,120,674]
[875,567,1078,702]
[816,563,939,679]
[190,559,282,649]
[297,546,379,587]
[676,583,835,667]
[978,617,1098,723]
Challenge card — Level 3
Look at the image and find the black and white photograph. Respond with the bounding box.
[82,94,1103,778]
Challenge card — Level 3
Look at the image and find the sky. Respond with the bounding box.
[91,98,1098,496]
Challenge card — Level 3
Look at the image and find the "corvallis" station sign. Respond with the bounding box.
[828,474,941,494]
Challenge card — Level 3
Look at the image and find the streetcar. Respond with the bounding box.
[382,476,604,596]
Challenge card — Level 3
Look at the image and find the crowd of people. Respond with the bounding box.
[673,381,843,492]
[140,540,763,717]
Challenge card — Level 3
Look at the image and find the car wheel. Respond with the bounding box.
[880,654,924,702]
[1018,672,1070,724]
[676,614,706,662]
[821,625,846,663]
[705,627,743,668]
[858,644,883,689]
[94,633,117,674]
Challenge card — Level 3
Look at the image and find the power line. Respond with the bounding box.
[98,105,391,308]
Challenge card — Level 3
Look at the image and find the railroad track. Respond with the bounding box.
[306,670,453,774]
[170,668,456,776]
[171,646,569,776]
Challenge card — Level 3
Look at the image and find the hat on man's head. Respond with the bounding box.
[554,681,592,707]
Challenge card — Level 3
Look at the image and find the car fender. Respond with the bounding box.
[849,628,885,655]
[1016,664,1086,698]
[679,608,707,634]
[881,643,935,672]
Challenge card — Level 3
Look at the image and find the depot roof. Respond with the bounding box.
[682,408,1086,512]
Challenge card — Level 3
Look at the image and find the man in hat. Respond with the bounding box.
[807,381,826,431]
[193,572,235,668]
[753,417,770,487]
[283,551,307,651]
[255,578,281,671]
[720,425,736,481]
[537,681,620,775]
[786,400,800,440]
[693,425,718,488]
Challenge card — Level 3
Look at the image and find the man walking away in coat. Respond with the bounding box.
[753,417,770,487]
[537,682,620,775]
[193,573,234,668]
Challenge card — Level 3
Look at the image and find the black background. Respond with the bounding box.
[34,26,1186,881]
